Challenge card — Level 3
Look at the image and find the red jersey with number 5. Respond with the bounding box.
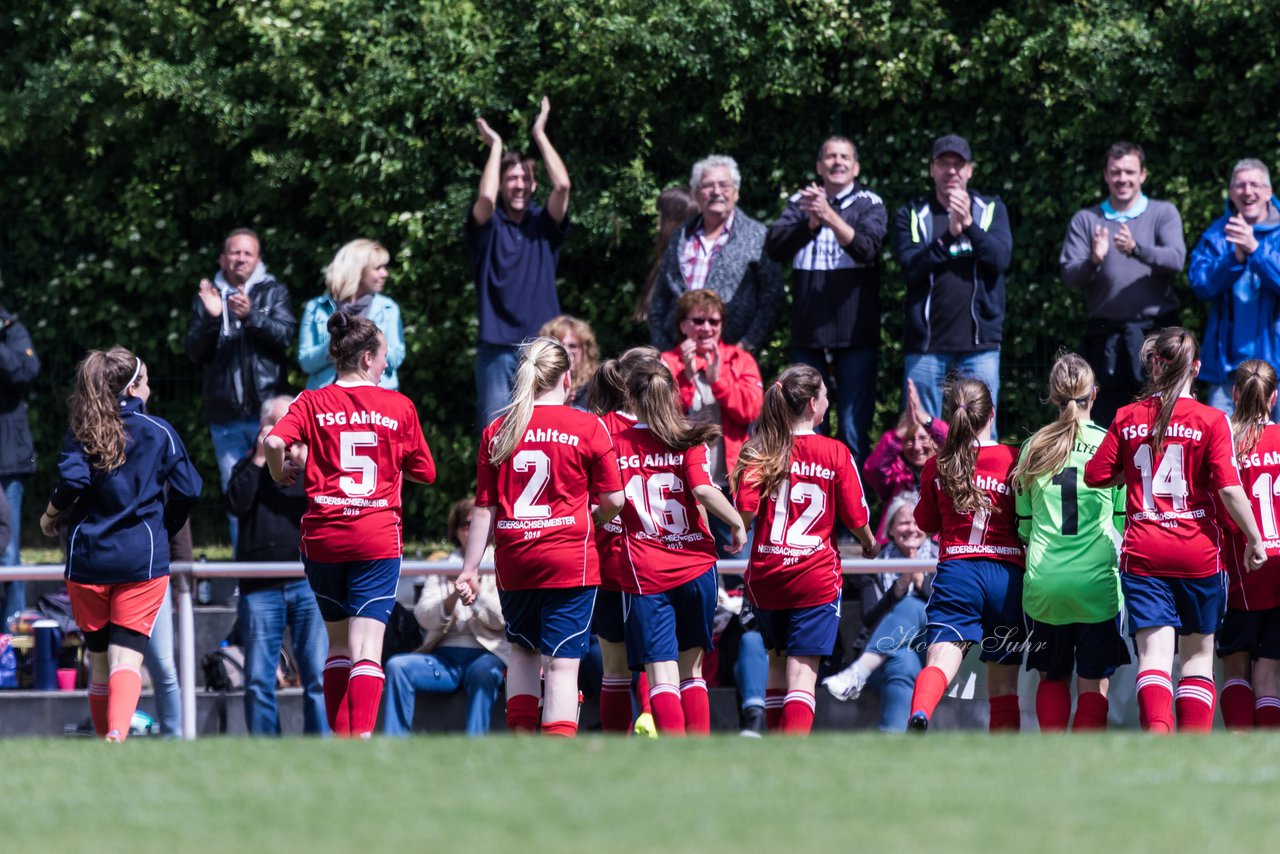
[477,405,622,590]
[915,444,1024,568]
[613,426,717,595]
[736,434,870,610]
[1221,424,1280,608]
[1084,396,1240,579]
[268,382,436,562]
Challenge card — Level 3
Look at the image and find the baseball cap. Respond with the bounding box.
[931,134,972,162]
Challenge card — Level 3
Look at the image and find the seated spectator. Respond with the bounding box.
[226,396,329,735]
[298,238,406,390]
[633,186,699,324]
[823,491,936,732]
[538,314,599,408]
[864,379,948,510]
[384,498,508,737]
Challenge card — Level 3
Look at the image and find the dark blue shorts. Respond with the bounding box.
[499,587,597,659]
[754,595,842,657]
[622,567,717,664]
[303,557,401,624]
[925,558,1026,665]
[1216,606,1280,660]
[1122,572,1225,636]
[593,589,626,645]
[1024,616,1131,680]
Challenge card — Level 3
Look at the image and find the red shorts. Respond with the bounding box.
[66,576,169,637]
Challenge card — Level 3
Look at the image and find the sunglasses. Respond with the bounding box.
[687,316,722,327]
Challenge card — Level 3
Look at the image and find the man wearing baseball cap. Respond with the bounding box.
[892,134,1012,433]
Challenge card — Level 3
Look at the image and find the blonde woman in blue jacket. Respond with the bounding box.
[299,239,407,390]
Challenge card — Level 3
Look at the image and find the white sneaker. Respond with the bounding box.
[823,666,866,702]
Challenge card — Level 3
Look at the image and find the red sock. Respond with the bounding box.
[88,682,109,737]
[1175,675,1216,733]
[347,659,384,737]
[649,683,685,735]
[780,690,816,735]
[1255,696,1280,728]
[323,656,352,736]
[542,720,578,738]
[909,666,950,722]
[988,694,1021,732]
[107,666,142,741]
[1035,679,1071,732]
[765,688,785,731]
[599,677,633,734]
[1136,670,1174,733]
[1072,691,1109,731]
[680,678,710,736]
[506,693,540,733]
[1220,678,1254,731]
[636,672,652,714]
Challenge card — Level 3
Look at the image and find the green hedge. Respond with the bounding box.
[2,0,1278,544]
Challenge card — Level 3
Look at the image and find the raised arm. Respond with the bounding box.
[531,96,570,226]
[471,118,503,227]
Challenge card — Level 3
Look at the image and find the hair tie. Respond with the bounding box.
[1150,354,1169,367]
[956,403,967,413]
[773,380,783,390]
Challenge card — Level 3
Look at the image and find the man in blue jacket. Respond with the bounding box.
[892,135,1012,432]
[1189,158,1280,419]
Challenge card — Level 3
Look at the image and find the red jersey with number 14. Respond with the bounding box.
[268,382,436,562]
[915,444,1024,568]
[477,405,622,590]
[736,434,870,610]
[1084,396,1239,579]
[1223,424,1280,608]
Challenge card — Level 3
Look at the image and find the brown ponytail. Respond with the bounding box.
[586,346,661,416]
[1013,353,1094,488]
[731,364,824,497]
[627,360,720,451]
[936,376,995,515]
[1232,358,1278,458]
[68,346,142,472]
[1139,327,1199,456]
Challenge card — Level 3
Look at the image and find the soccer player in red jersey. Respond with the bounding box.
[614,360,746,735]
[41,347,201,742]
[266,312,437,737]
[1218,360,1280,728]
[1084,328,1266,733]
[456,338,625,737]
[906,377,1025,734]
[586,347,663,735]
[733,365,877,736]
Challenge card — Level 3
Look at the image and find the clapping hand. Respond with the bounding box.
[1090,224,1110,265]
[1225,213,1258,262]
[197,279,222,318]
[947,189,972,236]
[475,117,501,148]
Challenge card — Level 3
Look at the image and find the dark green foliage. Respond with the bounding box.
[2,0,1278,542]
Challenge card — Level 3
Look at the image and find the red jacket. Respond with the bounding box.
[661,342,762,485]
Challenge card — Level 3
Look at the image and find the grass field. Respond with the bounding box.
[4,734,1280,852]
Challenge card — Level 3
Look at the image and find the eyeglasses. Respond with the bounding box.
[697,181,735,193]
[687,316,722,327]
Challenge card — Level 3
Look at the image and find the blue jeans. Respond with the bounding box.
[383,646,506,737]
[1207,381,1280,421]
[904,349,1001,437]
[209,417,260,547]
[238,579,329,735]
[143,582,180,736]
[863,596,927,732]
[792,345,877,463]
[475,343,521,431]
[1,477,24,622]
[735,628,767,711]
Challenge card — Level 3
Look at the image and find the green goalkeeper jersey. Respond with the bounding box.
[1014,420,1124,625]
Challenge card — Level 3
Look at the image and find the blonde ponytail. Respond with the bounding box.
[488,337,571,465]
[1014,353,1094,488]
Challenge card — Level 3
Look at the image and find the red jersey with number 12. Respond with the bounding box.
[268,382,436,562]
[1223,424,1280,608]
[915,444,1024,568]
[736,434,870,610]
[1084,396,1239,579]
[477,405,622,590]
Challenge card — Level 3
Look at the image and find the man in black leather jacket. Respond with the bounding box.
[0,295,37,621]
[184,228,296,544]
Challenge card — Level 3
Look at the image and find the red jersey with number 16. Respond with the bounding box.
[915,444,1024,568]
[1084,396,1240,579]
[477,405,622,590]
[268,382,436,562]
[736,434,870,610]
[1221,423,1280,608]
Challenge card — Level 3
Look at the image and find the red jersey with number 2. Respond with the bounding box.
[596,411,638,592]
[736,434,871,610]
[268,382,436,562]
[1084,396,1239,579]
[477,405,622,590]
[1221,424,1280,608]
[613,426,717,595]
[915,444,1024,568]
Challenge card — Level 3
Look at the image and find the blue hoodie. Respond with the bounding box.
[1189,201,1280,385]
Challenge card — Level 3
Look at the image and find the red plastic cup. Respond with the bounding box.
[56,668,77,692]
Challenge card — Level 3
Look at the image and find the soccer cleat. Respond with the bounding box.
[907,712,929,733]
[822,666,866,702]
[104,730,123,743]
[633,712,658,739]
[739,705,765,738]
